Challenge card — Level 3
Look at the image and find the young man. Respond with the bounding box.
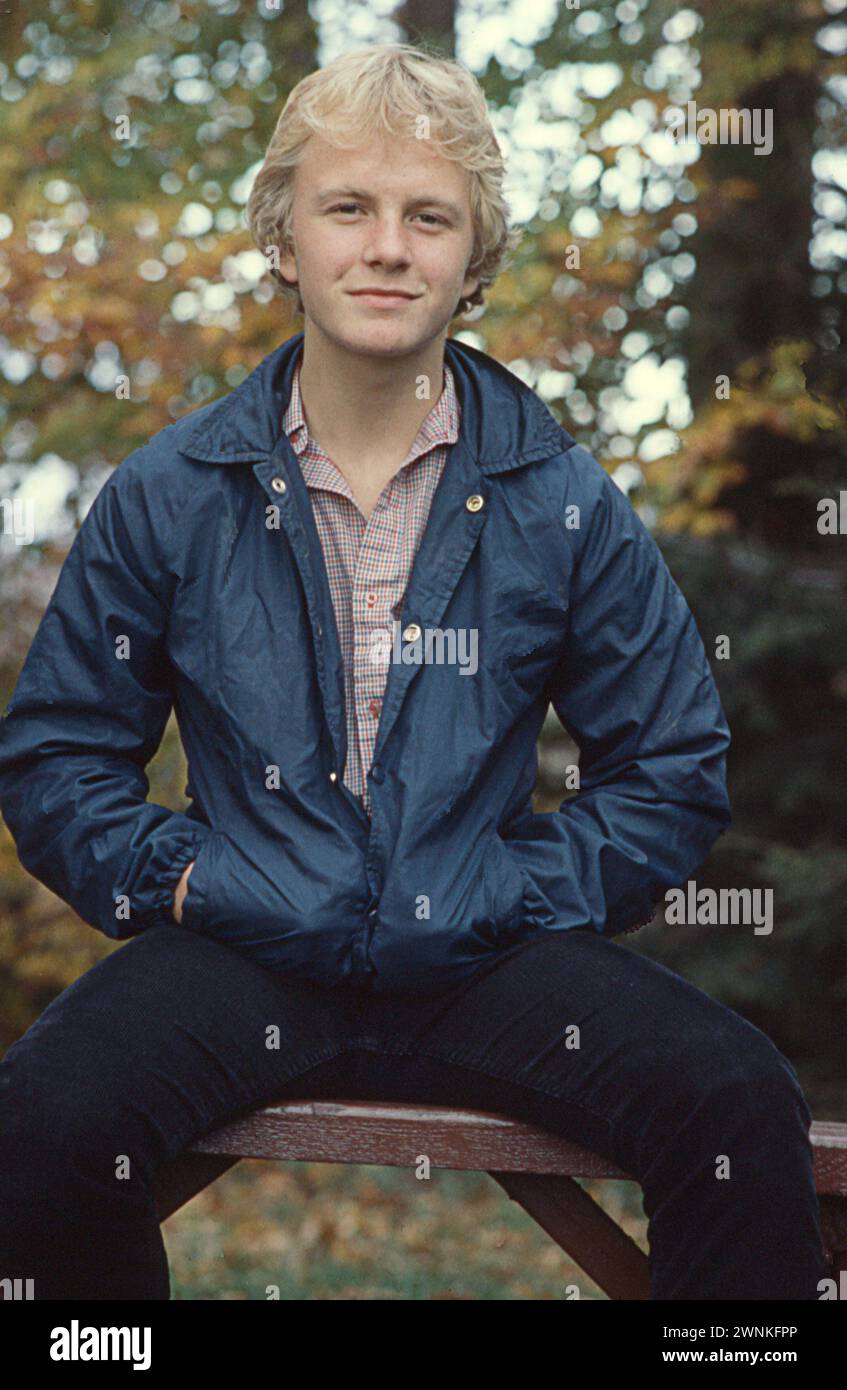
[0,44,830,1300]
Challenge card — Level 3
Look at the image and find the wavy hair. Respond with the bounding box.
[245,42,522,319]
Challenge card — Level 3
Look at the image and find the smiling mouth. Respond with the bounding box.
[348,290,419,300]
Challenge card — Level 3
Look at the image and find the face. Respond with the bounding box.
[278,130,481,356]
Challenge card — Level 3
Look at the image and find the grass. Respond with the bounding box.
[164,1159,648,1300]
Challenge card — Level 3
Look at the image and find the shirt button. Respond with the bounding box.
[403,623,421,642]
[368,698,381,718]
[271,477,287,493]
[465,493,484,512]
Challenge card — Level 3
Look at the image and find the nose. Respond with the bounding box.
[362,216,413,269]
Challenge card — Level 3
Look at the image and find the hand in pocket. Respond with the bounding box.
[172,860,195,924]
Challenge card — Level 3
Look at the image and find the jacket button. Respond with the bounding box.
[329,770,338,783]
[402,623,421,642]
[465,493,484,512]
[370,764,384,785]
[271,477,287,493]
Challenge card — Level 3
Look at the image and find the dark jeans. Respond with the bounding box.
[0,924,830,1300]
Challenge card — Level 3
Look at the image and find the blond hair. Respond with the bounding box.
[245,42,522,319]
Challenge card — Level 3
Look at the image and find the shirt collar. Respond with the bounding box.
[283,347,460,488]
[176,329,575,473]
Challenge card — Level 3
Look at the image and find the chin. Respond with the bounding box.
[339,317,426,352]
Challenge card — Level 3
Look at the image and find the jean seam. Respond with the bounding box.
[347,1042,616,1135]
[182,1047,355,1152]
[275,1046,352,1087]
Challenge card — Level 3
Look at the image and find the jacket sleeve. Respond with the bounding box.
[511,444,732,939]
[0,451,214,938]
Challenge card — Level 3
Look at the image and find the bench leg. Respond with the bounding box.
[154,1153,241,1222]
[819,1194,847,1282]
[489,1170,650,1300]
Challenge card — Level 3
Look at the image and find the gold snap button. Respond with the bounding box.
[402,623,422,642]
[271,477,287,493]
[465,493,484,512]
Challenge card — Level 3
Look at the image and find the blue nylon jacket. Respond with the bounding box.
[0,330,731,994]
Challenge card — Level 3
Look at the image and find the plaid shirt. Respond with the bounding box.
[284,349,460,818]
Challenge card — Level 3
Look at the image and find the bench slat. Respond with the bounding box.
[185,1099,634,1178]
[179,1101,847,1191]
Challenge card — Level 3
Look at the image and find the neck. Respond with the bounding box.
[296,320,448,468]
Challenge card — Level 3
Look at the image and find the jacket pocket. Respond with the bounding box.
[179,828,227,930]
[502,600,569,671]
[481,833,528,946]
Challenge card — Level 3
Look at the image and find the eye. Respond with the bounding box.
[328,205,448,226]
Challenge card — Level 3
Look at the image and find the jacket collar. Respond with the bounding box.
[177,329,574,473]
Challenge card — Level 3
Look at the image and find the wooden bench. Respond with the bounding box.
[153,1103,847,1299]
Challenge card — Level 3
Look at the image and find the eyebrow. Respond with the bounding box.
[314,187,464,219]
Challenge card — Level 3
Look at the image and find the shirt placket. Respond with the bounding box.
[295,454,366,810]
[352,480,405,818]
[284,354,459,824]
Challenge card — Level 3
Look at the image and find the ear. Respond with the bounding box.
[277,238,298,289]
[458,266,478,308]
[461,265,481,303]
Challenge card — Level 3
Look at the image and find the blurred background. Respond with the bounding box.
[1,0,845,1298]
